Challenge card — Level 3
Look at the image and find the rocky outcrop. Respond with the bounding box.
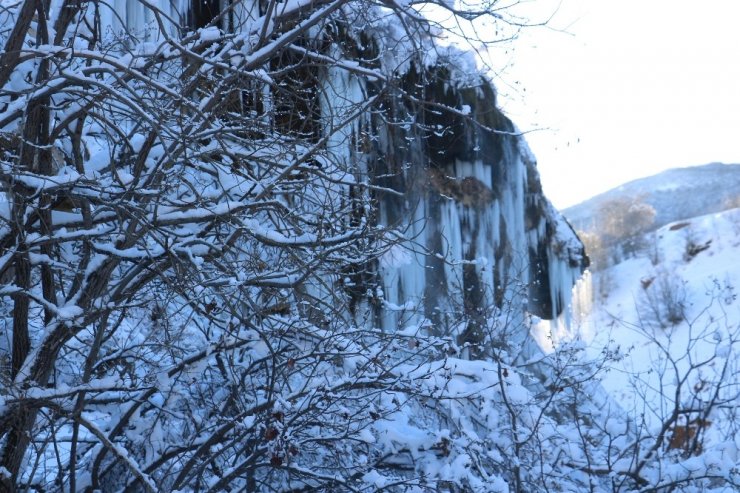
[62,1,587,352]
[319,59,588,345]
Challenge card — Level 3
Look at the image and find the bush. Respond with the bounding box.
[638,269,688,328]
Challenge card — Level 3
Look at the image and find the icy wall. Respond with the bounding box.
[317,57,588,344]
[110,0,588,345]
[385,71,585,330]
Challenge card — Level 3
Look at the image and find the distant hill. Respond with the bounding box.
[563,162,740,233]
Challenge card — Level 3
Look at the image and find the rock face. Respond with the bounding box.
[95,1,588,346]
[318,60,588,343]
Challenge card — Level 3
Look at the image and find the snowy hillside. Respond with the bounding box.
[573,207,740,480]
[564,162,740,233]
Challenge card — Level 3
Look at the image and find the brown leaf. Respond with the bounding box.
[264,427,278,441]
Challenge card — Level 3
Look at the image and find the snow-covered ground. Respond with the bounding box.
[575,207,740,432]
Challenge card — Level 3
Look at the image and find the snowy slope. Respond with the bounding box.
[564,162,740,233]
[521,206,740,490]
[580,207,740,437]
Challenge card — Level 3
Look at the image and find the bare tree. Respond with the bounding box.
[0,1,563,492]
[592,195,657,263]
[587,284,740,492]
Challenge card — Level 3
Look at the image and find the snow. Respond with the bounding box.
[362,469,390,487]
[570,207,740,438]
[0,0,601,491]
[55,304,83,321]
[198,26,221,42]
[583,210,738,368]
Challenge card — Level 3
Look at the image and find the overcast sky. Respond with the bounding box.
[491,0,740,209]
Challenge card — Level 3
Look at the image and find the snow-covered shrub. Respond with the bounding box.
[682,227,713,262]
[648,235,663,266]
[638,269,689,328]
[0,1,594,491]
[608,287,740,492]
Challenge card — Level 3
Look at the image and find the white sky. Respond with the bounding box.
[490,0,740,209]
